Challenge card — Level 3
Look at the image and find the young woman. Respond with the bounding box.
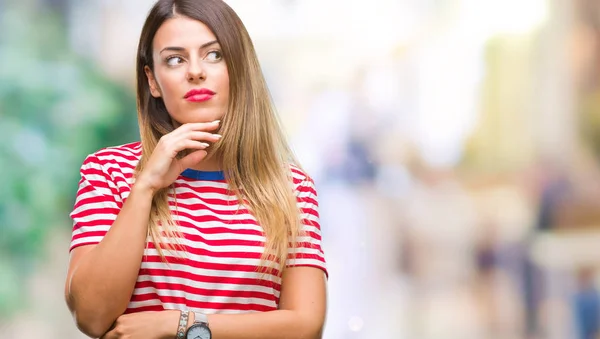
[64,1,327,338]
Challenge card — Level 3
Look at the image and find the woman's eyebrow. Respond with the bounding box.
[159,40,219,54]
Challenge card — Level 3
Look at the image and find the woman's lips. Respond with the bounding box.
[184,88,216,102]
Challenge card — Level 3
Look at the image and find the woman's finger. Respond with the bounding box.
[183,120,221,132]
[158,121,220,143]
[169,121,220,137]
[179,150,209,170]
[99,330,113,339]
[173,139,211,153]
[153,139,209,160]
[185,131,223,143]
[99,321,117,339]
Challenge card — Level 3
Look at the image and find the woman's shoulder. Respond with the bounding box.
[81,141,142,171]
[288,163,315,188]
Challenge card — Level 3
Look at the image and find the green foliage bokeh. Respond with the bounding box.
[0,3,138,318]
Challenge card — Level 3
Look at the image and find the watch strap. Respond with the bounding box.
[193,311,209,326]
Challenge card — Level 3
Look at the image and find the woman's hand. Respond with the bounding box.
[136,121,222,194]
[100,311,180,339]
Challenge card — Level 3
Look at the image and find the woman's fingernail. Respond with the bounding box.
[214,134,222,139]
[201,142,210,148]
[213,120,221,124]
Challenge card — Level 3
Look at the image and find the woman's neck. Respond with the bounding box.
[189,152,221,171]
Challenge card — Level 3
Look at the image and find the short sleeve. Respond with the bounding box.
[69,154,122,252]
[286,176,328,277]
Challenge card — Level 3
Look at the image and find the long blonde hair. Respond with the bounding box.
[135,0,301,275]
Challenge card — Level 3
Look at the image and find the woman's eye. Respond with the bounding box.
[166,56,183,66]
[205,50,223,61]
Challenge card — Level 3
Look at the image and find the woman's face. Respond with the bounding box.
[146,16,229,126]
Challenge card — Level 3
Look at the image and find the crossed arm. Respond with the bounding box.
[65,184,327,339]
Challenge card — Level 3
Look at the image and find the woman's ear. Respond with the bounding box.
[145,65,162,98]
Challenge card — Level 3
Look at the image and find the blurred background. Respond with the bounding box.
[3,0,600,338]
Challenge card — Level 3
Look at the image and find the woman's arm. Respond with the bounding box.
[65,183,154,338]
[199,174,327,339]
[207,266,327,339]
[66,122,220,338]
[103,266,327,339]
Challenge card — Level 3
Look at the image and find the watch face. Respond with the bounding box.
[186,323,211,339]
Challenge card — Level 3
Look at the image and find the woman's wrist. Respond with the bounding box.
[159,310,185,339]
[132,176,158,197]
[159,310,198,339]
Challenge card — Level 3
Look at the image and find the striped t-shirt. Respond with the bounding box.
[69,142,327,314]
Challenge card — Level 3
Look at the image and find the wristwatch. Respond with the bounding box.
[185,311,211,339]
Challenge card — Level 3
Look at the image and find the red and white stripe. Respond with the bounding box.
[70,142,327,314]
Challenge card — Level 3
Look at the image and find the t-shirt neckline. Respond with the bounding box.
[180,168,225,181]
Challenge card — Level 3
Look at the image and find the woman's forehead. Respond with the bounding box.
[153,16,217,50]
